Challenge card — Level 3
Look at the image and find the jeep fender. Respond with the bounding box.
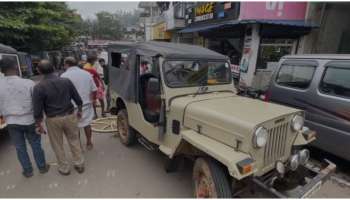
[181,130,255,180]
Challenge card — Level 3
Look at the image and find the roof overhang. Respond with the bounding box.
[179,19,319,37]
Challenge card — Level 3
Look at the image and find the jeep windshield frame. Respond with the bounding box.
[162,59,232,88]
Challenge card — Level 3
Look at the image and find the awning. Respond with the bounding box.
[179,20,240,33]
[241,19,319,28]
[179,19,318,34]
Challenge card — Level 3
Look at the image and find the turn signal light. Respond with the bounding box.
[241,164,253,174]
[237,158,254,175]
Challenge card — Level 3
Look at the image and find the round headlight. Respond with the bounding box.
[289,154,300,171]
[253,127,268,148]
[291,114,304,131]
[298,149,310,165]
[276,161,286,175]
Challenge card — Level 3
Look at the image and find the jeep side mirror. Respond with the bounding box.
[147,77,160,95]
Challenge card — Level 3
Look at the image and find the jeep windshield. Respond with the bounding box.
[163,60,231,88]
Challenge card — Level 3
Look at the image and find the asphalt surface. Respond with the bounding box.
[0,131,193,198]
[1,127,350,198]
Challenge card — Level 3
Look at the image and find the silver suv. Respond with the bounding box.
[266,54,350,161]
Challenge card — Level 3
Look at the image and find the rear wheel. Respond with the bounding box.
[193,157,232,198]
[117,109,136,146]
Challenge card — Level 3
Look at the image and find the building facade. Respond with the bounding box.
[147,2,349,91]
[138,2,161,41]
[177,2,314,90]
[299,2,350,54]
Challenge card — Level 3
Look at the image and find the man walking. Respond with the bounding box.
[0,58,49,178]
[33,60,84,175]
[84,55,106,118]
[98,58,111,111]
[61,57,97,150]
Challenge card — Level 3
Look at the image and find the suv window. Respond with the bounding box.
[276,64,316,89]
[320,67,350,99]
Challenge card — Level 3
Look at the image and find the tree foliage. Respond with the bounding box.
[0,2,82,52]
[81,10,140,40]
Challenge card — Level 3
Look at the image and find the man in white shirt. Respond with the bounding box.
[61,57,97,150]
[0,58,49,177]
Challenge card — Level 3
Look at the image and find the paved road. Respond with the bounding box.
[0,129,349,198]
[0,132,192,198]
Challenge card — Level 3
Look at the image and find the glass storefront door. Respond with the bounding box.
[256,38,295,70]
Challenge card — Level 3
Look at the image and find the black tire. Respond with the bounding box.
[117,109,136,146]
[193,157,232,198]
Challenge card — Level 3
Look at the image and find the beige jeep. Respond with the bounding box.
[108,42,335,198]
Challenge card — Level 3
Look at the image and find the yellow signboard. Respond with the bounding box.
[195,2,215,16]
[152,22,172,40]
[194,2,215,22]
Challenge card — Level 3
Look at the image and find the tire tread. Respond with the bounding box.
[204,158,232,198]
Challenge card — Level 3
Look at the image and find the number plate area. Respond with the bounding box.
[302,181,322,198]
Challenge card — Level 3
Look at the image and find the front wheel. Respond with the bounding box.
[117,109,136,146]
[193,157,232,198]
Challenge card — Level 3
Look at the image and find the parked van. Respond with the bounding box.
[266,54,350,161]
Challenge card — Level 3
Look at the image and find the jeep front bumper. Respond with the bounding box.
[252,159,336,198]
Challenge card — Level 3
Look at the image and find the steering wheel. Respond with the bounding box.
[165,68,193,82]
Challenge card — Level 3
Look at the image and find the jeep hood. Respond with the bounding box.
[172,92,300,148]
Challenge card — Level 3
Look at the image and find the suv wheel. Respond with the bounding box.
[193,157,232,198]
[117,109,136,146]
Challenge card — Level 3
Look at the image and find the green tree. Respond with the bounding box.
[0,2,82,52]
[80,10,141,41]
[94,11,122,40]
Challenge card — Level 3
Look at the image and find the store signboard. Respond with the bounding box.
[186,2,239,25]
[194,2,215,22]
[239,2,307,20]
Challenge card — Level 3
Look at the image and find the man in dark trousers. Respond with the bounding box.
[33,60,85,175]
[0,58,49,178]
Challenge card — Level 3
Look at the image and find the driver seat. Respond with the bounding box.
[139,73,161,123]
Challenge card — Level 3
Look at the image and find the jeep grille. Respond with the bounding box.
[264,122,289,166]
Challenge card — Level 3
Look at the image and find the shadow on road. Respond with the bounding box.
[0,128,10,148]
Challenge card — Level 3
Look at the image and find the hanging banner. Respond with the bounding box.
[152,22,172,40]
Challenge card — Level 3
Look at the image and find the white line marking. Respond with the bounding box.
[106,169,116,178]
[5,184,15,190]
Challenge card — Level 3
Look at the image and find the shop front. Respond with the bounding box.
[182,2,242,80]
[179,2,316,91]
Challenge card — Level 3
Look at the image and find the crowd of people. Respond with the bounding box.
[0,55,108,178]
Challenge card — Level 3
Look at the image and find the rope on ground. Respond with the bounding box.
[91,117,118,133]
